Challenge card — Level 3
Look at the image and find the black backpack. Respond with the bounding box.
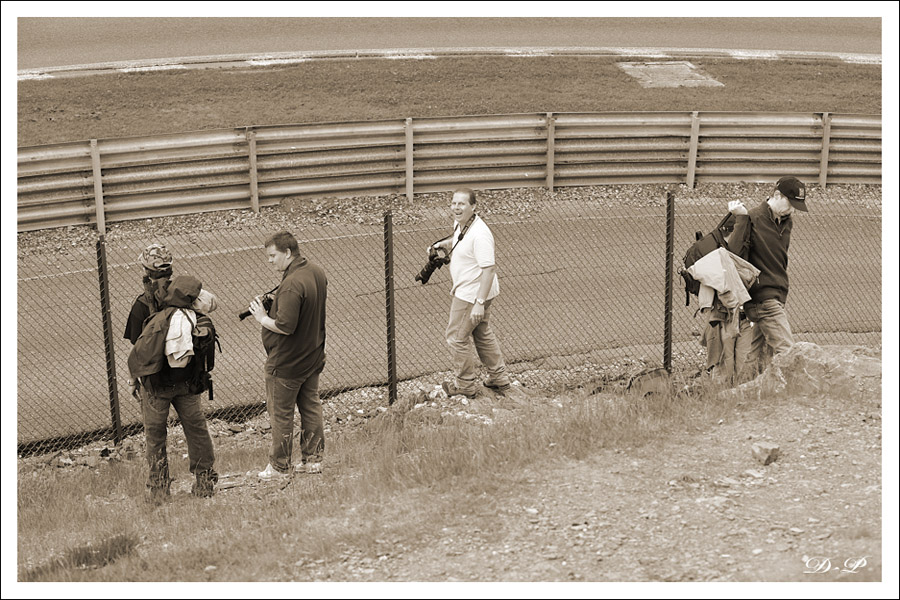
[680,213,734,306]
[188,311,220,396]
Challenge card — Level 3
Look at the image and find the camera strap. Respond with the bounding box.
[428,213,476,260]
[447,213,477,259]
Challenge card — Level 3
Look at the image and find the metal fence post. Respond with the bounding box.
[90,139,106,235]
[819,112,832,189]
[664,191,675,372]
[686,112,700,189]
[383,210,398,405]
[546,112,556,192]
[246,127,260,213]
[405,118,414,203]
[97,235,123,445]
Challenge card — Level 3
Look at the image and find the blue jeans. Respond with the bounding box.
[445,296,510,394]
[736,298,795,382]
[265,371,324,472]
[140,383,216,493]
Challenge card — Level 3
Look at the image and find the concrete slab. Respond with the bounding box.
[617,60,725,88]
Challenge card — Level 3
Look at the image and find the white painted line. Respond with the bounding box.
[381,54,437,60]
[17,73,55,81]
[728,50,781,60]
[610,48,672,59]
[840,55,882,65]
[246,58,311,66]
[117,64,188,73]
[18,46,881,79]
[504,49,552,57]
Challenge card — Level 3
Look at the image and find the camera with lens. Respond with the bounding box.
[238,291,274,321]
[415,246,450,285]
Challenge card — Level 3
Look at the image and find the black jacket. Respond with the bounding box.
[727,201,793,304]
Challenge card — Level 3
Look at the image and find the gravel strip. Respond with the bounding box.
[16,183,882,259]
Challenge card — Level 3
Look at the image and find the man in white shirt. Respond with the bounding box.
[430,188,512,398]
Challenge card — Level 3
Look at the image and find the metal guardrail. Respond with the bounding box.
[17,111,881,232]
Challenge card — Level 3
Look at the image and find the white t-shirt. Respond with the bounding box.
[449,215,500,303]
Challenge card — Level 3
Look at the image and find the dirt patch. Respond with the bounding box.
[282,345,884,582]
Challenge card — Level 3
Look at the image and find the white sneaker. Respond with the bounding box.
[258,463,291,481]
[294,461,323,474]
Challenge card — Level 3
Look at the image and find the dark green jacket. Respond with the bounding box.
[727,201,793,304]
[127,275,202,381]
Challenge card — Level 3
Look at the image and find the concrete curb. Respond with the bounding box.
[17,46,882,80]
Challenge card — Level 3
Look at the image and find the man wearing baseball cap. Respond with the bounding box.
[725,176,808,381]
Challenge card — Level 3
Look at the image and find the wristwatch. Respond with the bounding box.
[475,298,485,305]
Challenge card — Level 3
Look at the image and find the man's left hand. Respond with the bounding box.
[248,297,267,324]
[469,302,485,326]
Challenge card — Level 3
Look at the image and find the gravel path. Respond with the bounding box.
[16,182,883,259]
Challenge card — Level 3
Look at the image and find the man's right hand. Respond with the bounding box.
[127,379,139,399]
[728,200,748,215]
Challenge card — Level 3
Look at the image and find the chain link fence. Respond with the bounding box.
[17,191,882,454]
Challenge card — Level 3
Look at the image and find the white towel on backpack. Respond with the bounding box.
[687,248,759,310]
[166,308,197,368]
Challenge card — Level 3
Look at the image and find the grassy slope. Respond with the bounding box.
[17,57,882,146]
[16,381,735,581]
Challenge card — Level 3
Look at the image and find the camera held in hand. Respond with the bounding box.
[415,247,450,285]
[238,292,274,321]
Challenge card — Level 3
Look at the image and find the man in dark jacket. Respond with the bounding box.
[726,176,809,381]
[249,231,328,481]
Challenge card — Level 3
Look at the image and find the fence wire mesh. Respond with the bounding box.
[16,192,882,454]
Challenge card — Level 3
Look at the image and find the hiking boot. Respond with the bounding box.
[483,380,512,395]
[192,469,218,497]
[258,463,291,482]
[294,461,323,475]
[442,380,476,399]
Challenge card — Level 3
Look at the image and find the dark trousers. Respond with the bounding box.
[265,371,324,472]
[140,383,216,493]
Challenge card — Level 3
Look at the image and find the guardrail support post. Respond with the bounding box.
[97,235,123,445]
[90,139,106,235]
[664,191,675,372]
[686,111,700,189]
[383,210,398,405]
[819,112,832,189]
[405,118,414,203]
[546,112,556,192]
[246,127,260,213]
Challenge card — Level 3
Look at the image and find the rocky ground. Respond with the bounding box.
[276,344,884,582]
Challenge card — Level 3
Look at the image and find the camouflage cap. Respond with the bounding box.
[139,243,173,270]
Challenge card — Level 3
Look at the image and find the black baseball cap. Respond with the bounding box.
[775,176,808,212]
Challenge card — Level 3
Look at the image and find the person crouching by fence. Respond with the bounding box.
[248,231,328,482]
[125,253,219,504]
